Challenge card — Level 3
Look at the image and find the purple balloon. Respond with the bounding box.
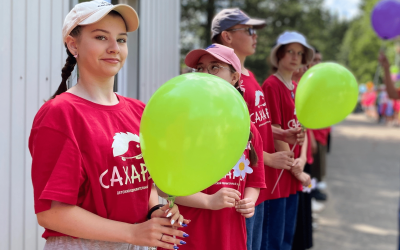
[371,0,400,40]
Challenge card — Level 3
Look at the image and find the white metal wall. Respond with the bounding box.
[0,0,70,249]
[138,0,181,103]
[0,0,179,249]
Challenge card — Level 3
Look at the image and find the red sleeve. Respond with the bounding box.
[245,125,266,189]
[30,127,86,214]
[262,79,282,126]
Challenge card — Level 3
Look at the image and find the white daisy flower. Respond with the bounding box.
[233,154,253,179]
[303,178,317,193]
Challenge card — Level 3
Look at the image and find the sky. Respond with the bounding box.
[324,0,362,20]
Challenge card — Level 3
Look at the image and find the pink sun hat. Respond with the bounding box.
[185,44,241,76]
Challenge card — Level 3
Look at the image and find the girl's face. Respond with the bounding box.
[69,14,128,79]
[196,54,239,86]
[225,24,257,57]
[278,43,305,73]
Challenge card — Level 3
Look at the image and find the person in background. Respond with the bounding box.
[308,49,329,203]
[168,44,266,250]
[292,65,314,250]
[210,9,306,250]
[262,31,313,250]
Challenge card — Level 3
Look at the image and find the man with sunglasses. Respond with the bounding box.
[211,8,306,250]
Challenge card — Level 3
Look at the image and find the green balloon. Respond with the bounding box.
[390,65,399,74]
[295,63,358,129]
[140,73,250,196]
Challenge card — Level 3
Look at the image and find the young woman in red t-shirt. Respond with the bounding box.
[29,1,188,249]
[162,44,266,250]
[262,31,314,249]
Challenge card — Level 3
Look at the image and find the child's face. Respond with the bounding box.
[226,24,257,57]
[278,43,305,72]
[196,54,239,86]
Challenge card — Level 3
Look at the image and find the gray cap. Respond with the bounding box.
[211,8,266,41]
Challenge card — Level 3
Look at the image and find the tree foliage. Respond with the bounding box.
[339,0,397,84]
[181,0,350,83]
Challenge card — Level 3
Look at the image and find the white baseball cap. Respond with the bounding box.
[62,0,139,43]
[270,31,315,68]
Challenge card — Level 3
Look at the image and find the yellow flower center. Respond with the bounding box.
[239,162,245,171]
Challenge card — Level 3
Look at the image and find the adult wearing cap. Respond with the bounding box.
[29,1,189,249]
[261,31,314,250]
[211,9,306,250]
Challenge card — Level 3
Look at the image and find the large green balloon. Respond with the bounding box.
[295,63,358,129]
[140,73,250,196]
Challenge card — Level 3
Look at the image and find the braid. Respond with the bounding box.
[50,48,76,99]
[49,25,81,100]
[248,132,258,167]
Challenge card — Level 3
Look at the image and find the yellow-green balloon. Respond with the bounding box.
[140,73,250,196]
[295,63,358,129]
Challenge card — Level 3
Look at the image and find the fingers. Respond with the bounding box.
[235,198,251,206]
[183,219,191,225]
[160,203,169,212]
[241,211,255,218]
[160,225,189,239]
[224,197,237,208]
[222,188,241,201]
[159,234,187,247]
[170,212,180,226]
[282,151,294,158]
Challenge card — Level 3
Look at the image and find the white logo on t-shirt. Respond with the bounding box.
[255,90,264,106]
[112,132,142,161]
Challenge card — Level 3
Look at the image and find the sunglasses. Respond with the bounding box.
[226,27,256,36]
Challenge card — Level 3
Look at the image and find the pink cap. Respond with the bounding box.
[185,44,241,76]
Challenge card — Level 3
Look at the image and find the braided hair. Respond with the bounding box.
[49,26,81,100]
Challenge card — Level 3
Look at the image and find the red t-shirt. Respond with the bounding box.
[174,123,266,250]
[240,71,281,203]
[306,130,314,165]
[29,93,153,239]
[262,75,302,196]
[311,128,331,146]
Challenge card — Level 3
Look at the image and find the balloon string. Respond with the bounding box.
[374,40,387,86]
[271,142,297,194]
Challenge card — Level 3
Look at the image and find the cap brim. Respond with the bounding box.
[80,4,139,32]
[241,18,266,29]
[185,49,233,69]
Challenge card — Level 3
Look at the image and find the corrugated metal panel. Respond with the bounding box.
[0,0,179,248]
[0,0,70,249]
[0,0,12,249]
[138,0,180,103]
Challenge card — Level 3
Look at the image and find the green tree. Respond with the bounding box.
[181,0,350,83]
[339,0,396,84]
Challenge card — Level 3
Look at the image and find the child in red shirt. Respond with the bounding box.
[168,44,266,250]
[30,1,188,249]
[262,31,314,249]
[210,9,308,250]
